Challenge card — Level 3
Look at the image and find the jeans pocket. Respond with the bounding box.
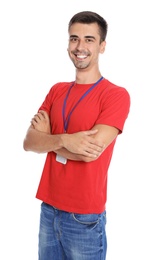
[72,213,100,225]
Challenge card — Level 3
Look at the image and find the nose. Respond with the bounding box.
[76,40,86,50]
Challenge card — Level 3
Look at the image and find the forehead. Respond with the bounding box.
[69,22,100,38]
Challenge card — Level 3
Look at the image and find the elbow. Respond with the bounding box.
[23,135,33,152]
[23,138,29,151]
[23,138,43,154]
[81,157,97,163]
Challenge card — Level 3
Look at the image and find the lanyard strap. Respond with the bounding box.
[62,76,104,132]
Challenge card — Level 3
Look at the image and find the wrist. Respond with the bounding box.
[60,133,68,149]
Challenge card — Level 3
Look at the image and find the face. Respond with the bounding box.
[67,22,106,70]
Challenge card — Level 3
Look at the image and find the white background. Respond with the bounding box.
[0,0,151,259]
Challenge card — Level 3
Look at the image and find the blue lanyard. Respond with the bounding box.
[62,76,104,132]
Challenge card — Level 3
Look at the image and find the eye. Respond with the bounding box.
[69,37,78,43]
[86,38,94,43]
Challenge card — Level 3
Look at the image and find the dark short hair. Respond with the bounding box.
[68,11,108,42]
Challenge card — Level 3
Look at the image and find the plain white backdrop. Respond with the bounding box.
[0,0,152,259]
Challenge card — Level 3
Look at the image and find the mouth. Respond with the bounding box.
[74,53,88,61]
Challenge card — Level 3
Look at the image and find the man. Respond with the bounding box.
[23,11,130,260]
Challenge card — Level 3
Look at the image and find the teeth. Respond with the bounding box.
[77,55,87,59]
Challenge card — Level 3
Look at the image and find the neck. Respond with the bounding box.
[75,68,102,84]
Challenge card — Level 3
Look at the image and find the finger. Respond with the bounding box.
[36,113,44,120]
[39,110,48,119]
[82,150,99,158]
[31,118,37,125]
[85,148,100,156]
[83,143,104,155]
[90,143,105,150]
[30,120,37,128]
[32,116,39,123]
[34,113,44,121]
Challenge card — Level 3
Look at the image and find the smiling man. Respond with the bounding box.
[23,11,130,260]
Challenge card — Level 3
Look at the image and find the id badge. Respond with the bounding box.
[56,154,67,164]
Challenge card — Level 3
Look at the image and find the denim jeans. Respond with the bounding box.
[38,202,107,260]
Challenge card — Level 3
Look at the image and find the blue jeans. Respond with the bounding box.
[38,202,107,260]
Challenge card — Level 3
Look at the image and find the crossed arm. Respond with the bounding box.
[23,110,119,162]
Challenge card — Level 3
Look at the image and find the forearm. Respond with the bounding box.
[54,148,100,162]
[23,127,64,153]
[54,148,82,161]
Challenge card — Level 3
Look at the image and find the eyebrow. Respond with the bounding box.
[70,35,96,40]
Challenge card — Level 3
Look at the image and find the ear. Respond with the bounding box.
[100,41,106,54]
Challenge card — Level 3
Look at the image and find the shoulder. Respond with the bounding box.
[46,81,74,98]
[104,78,130,94]
[51,82,73,91]
[102,78,130,103]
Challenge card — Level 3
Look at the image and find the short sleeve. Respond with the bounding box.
[96,87,130,133]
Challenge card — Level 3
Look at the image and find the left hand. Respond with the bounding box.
[31,110,51,134]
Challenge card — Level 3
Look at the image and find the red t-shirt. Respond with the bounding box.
[36,78,130,214]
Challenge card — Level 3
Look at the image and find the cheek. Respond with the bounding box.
[67,46,71,56]
[67,48,74,61]
[67,49,72,59]
[67,45,76,57]
[67,44,72,54]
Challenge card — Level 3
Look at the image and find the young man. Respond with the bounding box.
[23,11,130,260]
